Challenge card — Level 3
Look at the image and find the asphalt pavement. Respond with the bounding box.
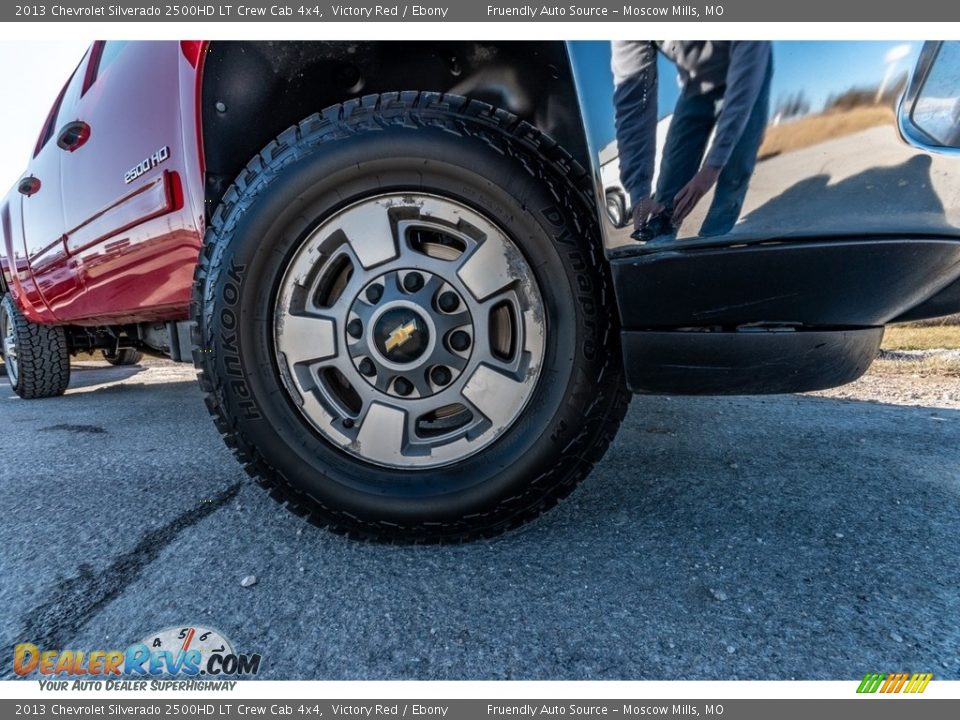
[1,359,958,680]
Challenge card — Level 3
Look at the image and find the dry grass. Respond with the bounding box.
[882,325,960,351]
[758,105,894,160]
[871,355,960,378]
[872,324,960,378]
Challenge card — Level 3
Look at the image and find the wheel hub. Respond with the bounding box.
[344,270,472,399]
[273,193,545,469]
[373,307,430,364]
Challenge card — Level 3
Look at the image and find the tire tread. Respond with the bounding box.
[1,294,70,399]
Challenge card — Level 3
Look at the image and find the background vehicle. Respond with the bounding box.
[2,41,959,541]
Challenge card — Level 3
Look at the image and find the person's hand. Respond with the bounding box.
[672,164,722,226]
[632,197,665,231]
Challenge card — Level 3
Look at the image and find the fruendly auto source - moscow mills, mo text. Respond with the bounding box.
[486,4,716,17]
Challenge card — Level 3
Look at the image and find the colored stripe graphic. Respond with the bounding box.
[857,672,932,694]
[880,673,897,693]
[891,673,909,693]
[904,673,933,693]
[857,673,885,693]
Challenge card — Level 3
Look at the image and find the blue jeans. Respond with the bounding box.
[655,64,772,237]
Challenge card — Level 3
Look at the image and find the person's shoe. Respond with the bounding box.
[630,208,675,243]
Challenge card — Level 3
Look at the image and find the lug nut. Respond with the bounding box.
[394,377,413,396]
[437,291,459,312]
[358,358,376,377]
[449,330,471,352]
[403,272,424,292]
[430,366,452,386]
[342,418,355,429]
[365,284,383,304]
[347,318,363,338]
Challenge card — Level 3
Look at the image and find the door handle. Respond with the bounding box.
[17,176,41,196]
[56,120,91,152]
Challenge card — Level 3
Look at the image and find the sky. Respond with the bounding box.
[0,41,90,191]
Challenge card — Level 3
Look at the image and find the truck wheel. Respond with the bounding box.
[102,348,143,366]
[193,92,629,542]
[1,293,70,399]
[606,190,627,228]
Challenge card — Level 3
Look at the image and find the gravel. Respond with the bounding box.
[813,362,960,408]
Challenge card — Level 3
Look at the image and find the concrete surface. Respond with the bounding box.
[1,360,958,680]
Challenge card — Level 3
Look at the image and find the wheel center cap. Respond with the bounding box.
[373,307,430,364]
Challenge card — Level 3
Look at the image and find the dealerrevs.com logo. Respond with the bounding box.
[13,626,261,685]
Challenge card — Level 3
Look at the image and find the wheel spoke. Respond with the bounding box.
[456,237,516,302]
[346,334,372,360]
[372,367,396,393]
[340,200,399,269]
[276,313,337,366]
[461,364,529,431]
[433,309,472,337]
[356,402,408,464]
[404,273,444,306]
[432,346,469,372]
[410,371,434,398]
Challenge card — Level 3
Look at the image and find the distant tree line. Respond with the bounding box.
[773,74,909,121]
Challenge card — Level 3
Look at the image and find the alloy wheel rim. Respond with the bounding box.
[273,193,546,469]
[1,304,18,386]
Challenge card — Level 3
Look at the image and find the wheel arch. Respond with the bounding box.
[0,200,12,296]
[198,41,592,217]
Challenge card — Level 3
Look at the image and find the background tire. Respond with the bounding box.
[102,348,143,366]
[1,293,70,399]
[606,190,627,228]
[193,92,629,542]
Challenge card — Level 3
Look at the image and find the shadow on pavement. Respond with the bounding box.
[66,364,147,390]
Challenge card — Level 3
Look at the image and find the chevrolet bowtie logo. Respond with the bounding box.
[385,320,418,352]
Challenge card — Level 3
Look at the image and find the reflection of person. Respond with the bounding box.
[613,41,773,242]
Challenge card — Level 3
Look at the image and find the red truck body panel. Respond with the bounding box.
[3,41,208,326]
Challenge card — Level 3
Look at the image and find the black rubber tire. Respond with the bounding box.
[606,190,627,228]
[1,293,70,399]
[193,92,630,543]
[102,348,143,366]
